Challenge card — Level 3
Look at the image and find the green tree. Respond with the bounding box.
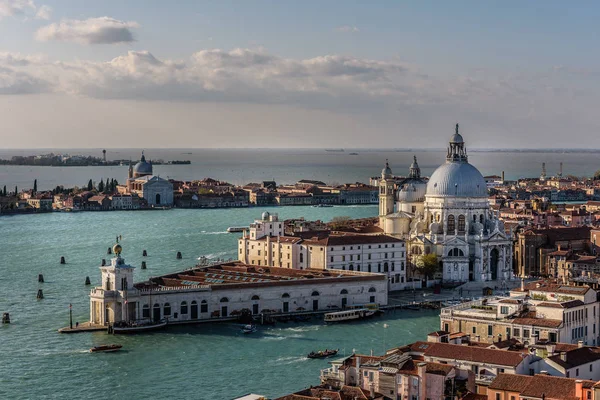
[14,185,17,196]
[33,179,37,193]
[87,179,93,191]
[98,179,104,192]
[415,253,439,279]
[105,178,110,193]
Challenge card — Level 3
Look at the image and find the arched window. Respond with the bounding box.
[282,293,290,298]
[349,264,354,271]
[480,214,484,224]
[200,300,208,313]
[155,193,161,205]
[458,215,466,232]
[473,214,477,222]
[299,253,304,263]
[384,262,389,272]
[448,248,465,257]
[447,214,456,233]
[220,297,229,303]
[368,287,377,293]
[164,303,171,316]
[251,295,260,300]
[311,291,320,296]
[180,301,188,314]
[142,304,150,318]
[340,289,349,295]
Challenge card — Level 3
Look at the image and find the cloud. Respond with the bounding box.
[335,25,359,33]
[0,0,35,19]
[35,17,139,44]
[34,4,50,19]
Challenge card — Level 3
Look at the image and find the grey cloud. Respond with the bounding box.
[35,17,139,44]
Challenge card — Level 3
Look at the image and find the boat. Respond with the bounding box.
[242,324,257,334]
[89,344,122,353]
[111,319,167,334]
[324,308,375,323]
[307,349,338,359]
[312,204,333,208]
[349,152,359,155]
[227,227,247,233]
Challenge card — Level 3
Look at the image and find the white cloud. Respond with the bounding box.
[335,25,359,33]
[35,17,139,44]
[0,0,35,19]
[34,4,50,19]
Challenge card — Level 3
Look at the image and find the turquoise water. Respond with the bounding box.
[0,206,439,399]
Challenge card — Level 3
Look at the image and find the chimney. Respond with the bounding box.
[546,344,556,356]
[370,383,375,399]
[560,352,567,362]
[558,244,561,251]
[417,363,427,400]
[575,380,583,398]
[578,340,584,348]
[356,356,361,371]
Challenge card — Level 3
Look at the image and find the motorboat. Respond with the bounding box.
[242,324,257,334]
[324,308,375,323]
[90,344,122,353]
[111,319,167,334]
[307,349,338,359]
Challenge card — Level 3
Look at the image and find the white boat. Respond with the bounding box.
[324,308,375,323]
[227,227,246,233]
[242,324,257,334]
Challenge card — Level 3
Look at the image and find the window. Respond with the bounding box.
[330,256,334,262]
[458,215,466,232]
[513,328,520,337]
[495,394,501,400]
[180,301,188,314]
[252,295,260,300]
[342,256,346,262]
[312,291,320,296]
[200,300,208,313]
[500,306,509,314]
[472,326,476,334]
[576,368,579,376]
[163,303,171,316]
[142,304,150,318]
[300,253,304,263]
[282,293,290,298]
[447,214,455,233]
[523,329,530,338]
[488,325,493,336]
[368,287,376,293]
[340,289,348,295]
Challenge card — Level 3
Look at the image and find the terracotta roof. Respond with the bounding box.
[548,347,600,369]
[423,343,526,367]
[498,299,521,304]
[428,330,448,337]
[425,362,454,376]
[490,373,594,399]
[537,300,585,309]
[511,317,563,328]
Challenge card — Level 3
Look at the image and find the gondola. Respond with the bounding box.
[90,344,122,353]
[307,349,338,359]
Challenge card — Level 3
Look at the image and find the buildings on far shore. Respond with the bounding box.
[238,212,409,291]
[89,245,387,326]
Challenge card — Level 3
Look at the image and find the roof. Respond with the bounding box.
[537,300,585,309]
[511,317,563,328]
[490,373,594,399]
[548,347,600,369]
[423,343,526,367]
[426,161,488,198]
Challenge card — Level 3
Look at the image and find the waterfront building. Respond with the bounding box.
[379,124,513,283]
[26,194,53,211]
[118,152,173,206]
[488,373,595,400]
[440,281,600,346]
[109,194,135,210]
[238,212,408,290]
[89,244,387,326]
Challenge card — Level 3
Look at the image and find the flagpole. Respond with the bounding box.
[69,303,73,329]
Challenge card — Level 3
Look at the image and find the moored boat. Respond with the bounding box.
[111,319,167,334]
[324,308,375,323]
[307,349,338,359]
[90,344,122,353]
[242,324,257,334]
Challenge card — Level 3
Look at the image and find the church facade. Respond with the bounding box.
[119,152,174,206]
[379,125,514,283]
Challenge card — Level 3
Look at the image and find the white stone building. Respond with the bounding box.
[119,152,173,206]
[89,245,388,325]
[379,124,513,283]
[238,212,408,290]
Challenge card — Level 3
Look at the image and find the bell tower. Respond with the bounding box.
[379,160,395,226]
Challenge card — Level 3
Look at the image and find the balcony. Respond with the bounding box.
[475,374,496,385]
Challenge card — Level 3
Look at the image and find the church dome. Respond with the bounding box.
[426,162,487,198]
[397,182,427,203]
[133,152,152,176]
[381,160,392,179]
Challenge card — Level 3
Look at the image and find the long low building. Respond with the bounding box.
[89,245,388,326]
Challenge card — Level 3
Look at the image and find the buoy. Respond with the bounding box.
[85,276,91,285]
[107,247,112,255]
[1,313,9,324]
[38,274,44,283]
[143,250,147,257]
[141,261,147,269]
[176,251,182,259]
[101,259,106,266]
[37,289,44,299]
[60,256,66,264]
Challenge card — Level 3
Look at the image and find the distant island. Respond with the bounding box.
[0,153,190,167]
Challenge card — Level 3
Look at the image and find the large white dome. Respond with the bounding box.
[426,162,487,198]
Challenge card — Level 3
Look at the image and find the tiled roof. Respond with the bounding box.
[537,300,585,309]
[548,347,600,369]
[423,343,526,367]
[511,317,563,328]
[489,373,594,399]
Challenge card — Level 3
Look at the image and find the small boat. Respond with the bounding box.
[312,204,333,208]
[307,349,338,359]
[111,319,167,334]
[227,227,246,233]
[324,308,376,323]
[90,344,122,353]
[242,324,257,334]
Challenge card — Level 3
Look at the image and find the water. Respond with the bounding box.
[0,205,440,399]
[1,148,598,191]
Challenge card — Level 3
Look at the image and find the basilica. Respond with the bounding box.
[117,152,173,207]
[379,124,514,283]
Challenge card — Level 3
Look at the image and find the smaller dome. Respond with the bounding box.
[381,160,392,178]
[450,123,464,143]
[397,182,427,203]
[262,211,270,221]
[113,244,122,255]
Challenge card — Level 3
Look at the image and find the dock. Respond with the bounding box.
[58,322,107,334]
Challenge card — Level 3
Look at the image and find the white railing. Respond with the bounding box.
[138,285,211,293]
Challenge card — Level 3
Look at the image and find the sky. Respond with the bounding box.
[1,0,600,149]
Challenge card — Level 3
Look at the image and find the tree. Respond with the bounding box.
[98,179,104,192]
[14,185,17,196]
[594,170,600,181]
[105,178,109,193]
[87,179,93,191]
[329,216,351,230]
[33,179,37,193]
[415,253,439,279]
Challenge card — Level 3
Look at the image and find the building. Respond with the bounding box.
[488,373,594,400]
[110,194,135,210]
[441,281,600,346]
[89,245,388,326]
[26,194,53,211]
[118,152,173,206]
[379,124,513,283]
[238,212,408,290]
